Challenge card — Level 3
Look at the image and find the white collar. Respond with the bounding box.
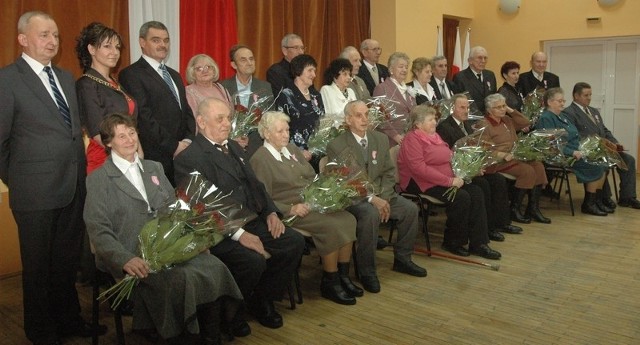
[204,136,228,148]
[363,60,376,70]
[142,54,164,70]
[263,141,293,162]
[111,152,144,175]
[21,52,52,74]
[453,117,465,127]
[350,131,368,144]
[533,71,544,80]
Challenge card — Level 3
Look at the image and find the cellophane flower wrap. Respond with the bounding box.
[98,171,256,309]
[578,135,628,170]
[229,95,273,138]
[284,152,375,225]
[511,129,568,163]
[443,128,495,201]
[366,96,402,130]
[521,88,545,125]
[306,116,347,156]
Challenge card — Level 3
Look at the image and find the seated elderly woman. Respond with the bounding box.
[84,113,242,344]
[249,111,361,305]
[320,58,357,126]
[373,51,416,147]
[478,93,551,224]
[406,57,436,105]
[497,61,524,112]
[185,54,233,128]
[397,105,501,260]
[276,54,325,167]
[535,87,609,216]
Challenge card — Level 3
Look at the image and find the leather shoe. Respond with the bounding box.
[619,198,640,209]
[248,298,283,329]
[228,319,251,338]
[441,242,470,257]
[488,230,505,242]
[359,275,381,293]
[469,244,501,260]
[392,259,427,277]
[499,224,523,234]
[602,197,617,209]
[321,281,356,305]
[59,321,107,338]
[376,236,388,250]
[339,276,364,297]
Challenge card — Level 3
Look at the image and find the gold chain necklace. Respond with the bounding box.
[81,73,133,103]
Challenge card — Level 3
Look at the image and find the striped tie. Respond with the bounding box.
[159,64,180,106]
[43,66,71,128]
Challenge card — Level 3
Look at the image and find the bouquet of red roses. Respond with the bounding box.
[229,95,273,139]
[367,96,402,130]
[284,152,375,225]
[98,172,256,309]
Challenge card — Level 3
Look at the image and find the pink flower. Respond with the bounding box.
[151,175,160,186]
[372,151,377,160]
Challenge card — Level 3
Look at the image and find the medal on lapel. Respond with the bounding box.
[371,150,378,165]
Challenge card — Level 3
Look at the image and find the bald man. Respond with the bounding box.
[517,51,560,96]
[358,39,390,95]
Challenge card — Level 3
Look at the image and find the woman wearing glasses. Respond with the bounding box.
[185,54,233,129]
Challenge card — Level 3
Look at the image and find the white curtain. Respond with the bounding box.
[128,0,181,70]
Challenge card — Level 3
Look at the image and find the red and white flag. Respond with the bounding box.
[462,29,470,70]
[451,27,462,75]
[436,26,443,56]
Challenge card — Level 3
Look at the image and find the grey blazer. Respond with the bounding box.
[84,156,174,278]
[562,102,617,143]
[0,57,86,211]
[220,76,274,108]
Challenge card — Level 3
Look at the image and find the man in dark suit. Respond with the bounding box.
[174,98,305,332]
[340,46,371,101]
[327,100,427,294]
[436,94,523,236]
[221,44,274,157]
[0,11,105,345]
[517,51,560,96]
[429,55,459,100]
[563,82,639,209]
[266,33,305,96]
[358,39,390,95]
[452,46,497,114]
[119,21,194,186]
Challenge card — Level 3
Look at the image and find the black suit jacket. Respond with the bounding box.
[119,57,194,183]
[0,57,86,211]
[358,62,390,95]
[436,114,473,149]
[452,67,497,114]
[517,70,560,96]
[173,134,280,221]
[429,77,459,100]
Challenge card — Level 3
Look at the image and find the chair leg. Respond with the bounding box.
[92,277,100,345]
[420,201,431,255]
[114,309,125,345]
[564,169,574,216]
[351,242,359,278]
[611,168,619,202]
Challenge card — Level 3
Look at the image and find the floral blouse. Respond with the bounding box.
[276,86,325,149]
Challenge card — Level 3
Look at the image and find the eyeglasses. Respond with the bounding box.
[284,45,305,51]
[195,65,214,73]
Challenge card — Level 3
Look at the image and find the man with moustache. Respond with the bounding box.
[429,55,459,100]
[358,39,390,95]
[0,11,105,345]
[119,21,194,186]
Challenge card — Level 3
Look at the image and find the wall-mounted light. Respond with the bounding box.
[598,0,620,6]
[499,0,521,14]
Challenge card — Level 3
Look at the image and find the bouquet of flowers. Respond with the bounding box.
[98,172,256,309]
[306,116,347,156]
[521,88,545,125]
[229,95,274,138]
[578,135,628,170]
[511,129,567,162]
[284,152,375,225]
[444,129,495,201]
[367,96,402,130]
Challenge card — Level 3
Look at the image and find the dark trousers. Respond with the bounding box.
[603,151,637,200]
[409,182,489,247]
[474,173,511,229]
[12,182,85,344]
[210,219,305,302]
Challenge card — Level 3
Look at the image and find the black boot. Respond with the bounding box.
[337,262,363,297]
[595,189,615,213]
[581,192,608,216]
[511,188,531,224]
[197,301,223,345]
[321,271,356,305]
[526,185,551,224]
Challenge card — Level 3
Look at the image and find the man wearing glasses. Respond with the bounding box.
[266,33,307,95]
[358,39,390,95]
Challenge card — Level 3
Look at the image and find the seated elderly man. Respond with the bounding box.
[174,98,305,333]
[327,100,427,294]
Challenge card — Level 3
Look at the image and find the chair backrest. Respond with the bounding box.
[388,145,401,184]
[319,156,329,174]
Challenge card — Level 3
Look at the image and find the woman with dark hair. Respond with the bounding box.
[275,54,325,165]
[84,113,243,344]
[498,61,524,111]
[320,58,356,125]
[536,88,609,216]
[407,57,436,105]
[76,22,139,174]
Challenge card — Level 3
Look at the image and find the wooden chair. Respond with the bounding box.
[387,146,445,254]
